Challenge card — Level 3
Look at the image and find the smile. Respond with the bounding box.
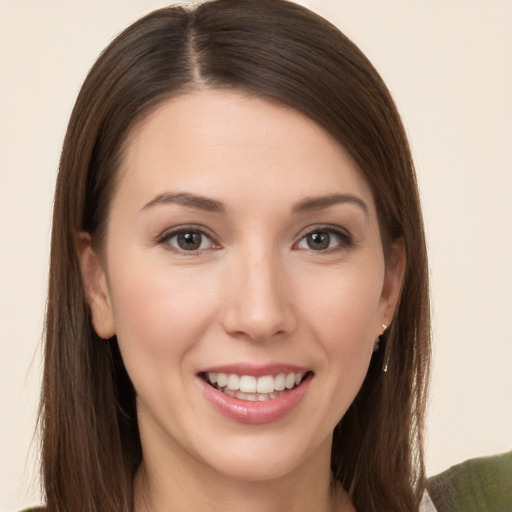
[203,371,308,402]
[198,365,313,424]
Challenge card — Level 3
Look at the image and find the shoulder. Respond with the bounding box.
[428,451,512,512]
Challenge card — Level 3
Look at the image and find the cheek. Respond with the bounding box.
[298,262,384,390]
[107,256,220,362]
[302,264,383,344]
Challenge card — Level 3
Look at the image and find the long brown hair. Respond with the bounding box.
[41,1,430,510]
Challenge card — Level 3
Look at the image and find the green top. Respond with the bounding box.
[428,451,512,512]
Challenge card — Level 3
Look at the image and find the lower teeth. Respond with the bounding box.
[218,386,285,401]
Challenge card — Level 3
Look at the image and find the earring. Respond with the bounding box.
[373,323,388,352]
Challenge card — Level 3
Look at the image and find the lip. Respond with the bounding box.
[198,363,310,378]
[198,368,313,425]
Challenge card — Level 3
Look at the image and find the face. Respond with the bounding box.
[80,91,404,485]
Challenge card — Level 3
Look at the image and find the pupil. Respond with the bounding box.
[178,232,201,250]
[308,232,329,250]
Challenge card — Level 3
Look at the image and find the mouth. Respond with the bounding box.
[200,371,312,402]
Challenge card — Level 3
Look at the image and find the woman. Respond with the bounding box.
[36,0,431,510]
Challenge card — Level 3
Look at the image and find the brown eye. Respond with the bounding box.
[296,228,352,252]
[165,230,214,252]
[177,232,203,250]
[306,232,331,250]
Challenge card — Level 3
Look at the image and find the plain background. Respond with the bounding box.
[1,0,511,510]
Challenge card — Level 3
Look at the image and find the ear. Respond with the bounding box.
[76,232,116,339]
[378,239,406,332]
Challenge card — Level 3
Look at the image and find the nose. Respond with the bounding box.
[221,248,297,342]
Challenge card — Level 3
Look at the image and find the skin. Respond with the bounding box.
[79,90,405,512]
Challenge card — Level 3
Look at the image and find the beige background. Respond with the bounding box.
[1,0,511,510]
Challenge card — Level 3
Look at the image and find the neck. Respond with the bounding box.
[134,439,354,512]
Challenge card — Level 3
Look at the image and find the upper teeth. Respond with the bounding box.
[207,372,305,394]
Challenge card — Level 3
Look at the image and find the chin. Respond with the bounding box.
[193,429,331,484]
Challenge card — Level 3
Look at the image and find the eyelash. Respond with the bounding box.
[294,226,353,253]
[157,226,219,254]
[156,225,353,254]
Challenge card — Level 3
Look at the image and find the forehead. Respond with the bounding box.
[116,90,375,212]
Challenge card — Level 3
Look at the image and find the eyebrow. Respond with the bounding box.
[293,193,369,215]
[141,191,368,216]
[141,192,225,213]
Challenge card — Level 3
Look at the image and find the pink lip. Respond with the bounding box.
[198,371,312,425]
[198,363,309,378]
